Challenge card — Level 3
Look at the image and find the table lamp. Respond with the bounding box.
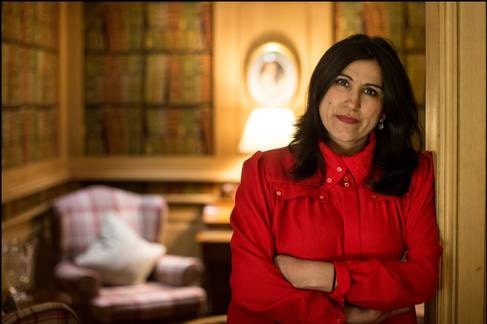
[238,107,295,154]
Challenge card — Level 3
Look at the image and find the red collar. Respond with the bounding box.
[318,133,376,186]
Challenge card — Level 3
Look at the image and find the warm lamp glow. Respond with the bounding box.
[239,107,295,153]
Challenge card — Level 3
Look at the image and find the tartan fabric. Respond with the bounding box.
[153,255,204,287]
[2,302,80,324]
[53,185,166,259]
[90,283,207,323]
[54,260,101,302]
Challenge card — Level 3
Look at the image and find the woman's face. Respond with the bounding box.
[319,59,384,155]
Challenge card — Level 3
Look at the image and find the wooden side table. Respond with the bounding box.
[198,200,234,316]
[197,230,232,316]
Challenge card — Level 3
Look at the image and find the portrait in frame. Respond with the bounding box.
[246,42,299,107]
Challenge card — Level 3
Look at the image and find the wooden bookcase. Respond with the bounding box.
[83,2,213,156]
[1,2,72,206]
[1,2,60,169]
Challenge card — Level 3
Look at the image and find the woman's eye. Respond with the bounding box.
[335,78,349,87]
[363,88,378,96]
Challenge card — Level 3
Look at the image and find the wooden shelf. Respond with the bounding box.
[69,155,247,183]
[163,193,220,205]
[2,159,70,204]
[196,230,233,243]
[202,201,234,224]
[1,202,51,230]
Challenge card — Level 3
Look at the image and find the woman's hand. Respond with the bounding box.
[345,304,411,323]
[274,254,335,292]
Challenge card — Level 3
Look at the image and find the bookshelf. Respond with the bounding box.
[1,2,60,169]
[83,2,213,156]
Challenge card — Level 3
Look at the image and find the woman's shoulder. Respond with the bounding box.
[242,147,295,179]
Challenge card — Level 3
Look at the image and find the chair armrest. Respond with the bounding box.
[152,255,204,287]
[54,261,101,303]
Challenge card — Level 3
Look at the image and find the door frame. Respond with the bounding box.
[425,2,486,323]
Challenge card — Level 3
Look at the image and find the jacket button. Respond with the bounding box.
[319,195,324,200]
[344,182,350,188]
[336,166,343,172]
[276,190,282,196]
[326,177,332,183]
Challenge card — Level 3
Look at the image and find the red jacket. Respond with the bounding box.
[228,136,441,323]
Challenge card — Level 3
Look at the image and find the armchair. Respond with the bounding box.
[51,185,207,323]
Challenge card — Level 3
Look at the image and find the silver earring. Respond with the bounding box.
[377,118,385,130]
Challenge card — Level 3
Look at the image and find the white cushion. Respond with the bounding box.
[74,212,165,286]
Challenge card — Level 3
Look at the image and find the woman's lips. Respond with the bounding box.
[336,115,359,124]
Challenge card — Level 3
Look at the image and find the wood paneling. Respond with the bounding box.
[456,3,486,323]
[425,2,486,323]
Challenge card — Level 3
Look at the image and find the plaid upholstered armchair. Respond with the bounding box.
[51,185,207,323]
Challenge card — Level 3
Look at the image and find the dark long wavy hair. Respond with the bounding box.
[289,34,422,196]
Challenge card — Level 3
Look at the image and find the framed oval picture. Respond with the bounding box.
[246,42,299,107]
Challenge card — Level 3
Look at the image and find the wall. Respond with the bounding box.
[214,2,333,155]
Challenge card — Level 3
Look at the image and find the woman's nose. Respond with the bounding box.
[347,89,361,110]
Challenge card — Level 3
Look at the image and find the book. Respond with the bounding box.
[169,54,211,105]
[145,54,169,104]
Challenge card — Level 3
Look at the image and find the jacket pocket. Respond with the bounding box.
[270,181,343,259]
[271,181,329,202]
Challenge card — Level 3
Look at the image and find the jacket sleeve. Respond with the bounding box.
[229,152,344,323]
[334,152,442,310]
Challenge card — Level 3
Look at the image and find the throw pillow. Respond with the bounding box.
[74,212,166,286]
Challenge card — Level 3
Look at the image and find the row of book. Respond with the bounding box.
[404,3,425,52]
[85,106,142,155]
[84,2,211,51]
[85,2,144,51]
[145,2,212,51]
[85,54,143,103]
[85,106,212,155]
[2,106,58,168]
[85,54,211,105]
[2,43,58,106]
[168,54,211,105]
[334,2,404,51]
[2,2,59,49]
[334,2,425,51]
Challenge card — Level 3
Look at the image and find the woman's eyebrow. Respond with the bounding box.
[338,73,383,90]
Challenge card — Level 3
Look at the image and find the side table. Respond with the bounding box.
[196,230,232,316]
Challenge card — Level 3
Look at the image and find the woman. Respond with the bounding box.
[228,34,441,323]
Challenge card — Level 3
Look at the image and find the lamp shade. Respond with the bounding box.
[239,107,295,153]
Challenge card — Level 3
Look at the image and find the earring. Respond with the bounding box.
[377,116,385,130]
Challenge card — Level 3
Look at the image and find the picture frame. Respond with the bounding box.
[246,42,299,107]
